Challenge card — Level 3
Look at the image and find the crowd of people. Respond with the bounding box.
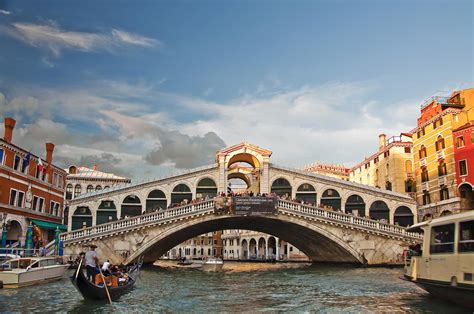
[82,245,130,286]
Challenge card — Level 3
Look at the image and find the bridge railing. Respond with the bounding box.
[61,200,215,242]
[277,200,423,240]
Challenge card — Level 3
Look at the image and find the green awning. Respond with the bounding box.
[31,219,67,231]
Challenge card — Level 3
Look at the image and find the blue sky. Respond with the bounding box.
[0,0,472,180]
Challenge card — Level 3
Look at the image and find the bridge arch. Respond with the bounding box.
[345,194,366,216]
[368,200,389,221]
[195,177,218,198]
[295,182,317,205]
[96,200,117,225]
[121,195,142,218]
[270,177,292,197]
[393,206,414,227]
[171,183,192,205]
[227,153,260,169]
[321,188,342,211]
[126,214,364,265]
[71,206,92,230]
[146,189,167,212]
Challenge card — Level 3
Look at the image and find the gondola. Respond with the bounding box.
[71,257,142,301]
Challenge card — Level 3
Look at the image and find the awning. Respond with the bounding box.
[30,219,67,231]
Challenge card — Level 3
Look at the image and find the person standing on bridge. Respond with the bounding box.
[85,244,99,282]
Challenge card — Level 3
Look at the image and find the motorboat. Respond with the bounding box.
[402,211,474,309]
[0,256,69,288]
[202,257,224,272]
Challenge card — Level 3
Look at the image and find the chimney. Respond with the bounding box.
[45,143,55,164]
[3,117,16,143]
[378,134,386,151]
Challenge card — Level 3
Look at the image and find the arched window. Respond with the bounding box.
[146,189,167,212]
[96,200,117,225]
[95,185,102,191]
[435,135,445,151]
[196,178,217,198]
[66,184,73,200]
[385,181,392,191]
[295,183,316,205]
[104,186,110,189]
[369,201,389,222]
[121,195,142,218]
[419,145,427,159]
[270,178,292,197]
[394,206,414,227]
[438,161,447,177]
[171,184,192,205]
[71,206,92,230]
[456,136,465,148]
[405,160,413,173]
[86,185,94,193]
[405,179,415,193]
[320,189,341,211]
[74,184,82,198]
[345,195,365,216]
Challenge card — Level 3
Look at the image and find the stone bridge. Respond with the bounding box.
[61,199,422,266]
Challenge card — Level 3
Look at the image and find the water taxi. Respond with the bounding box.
[0,256,69,288]
[403,211,474,309]
[202,257,224,272]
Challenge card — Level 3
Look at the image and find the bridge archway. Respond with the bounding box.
[196,178,218,198]
[393,206,414,227]
[127,215,364,265]
[369,201,389,221]
[345,194,365,216]
[271,178,292,197]
[146,190,167,212]
[71,206,92,230]
[295,183,317,205]
[171,184,192,205]
[321,188,341,211]
[241,239,248,259]
[228,153,260,169]
[121,195,142,218]
[96,200,117,225]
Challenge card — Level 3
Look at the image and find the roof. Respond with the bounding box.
[452,121,474,133]
[216,142,272,157]
[408,211,474,231]
[66,166,130,181]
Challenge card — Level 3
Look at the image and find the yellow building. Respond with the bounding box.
[349,133,415,196]
[412,88,474,220]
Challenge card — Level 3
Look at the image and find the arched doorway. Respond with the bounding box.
[227,154,260,194]
[369,201,389,222]
[394,206,414,227]
[296,183,316,205]
[345,195,365,216]
[196,178,218,198]
[71,206,92,230]
[171,184,192,205]
[241,239,248,259]
[268,236,277,259]
[249,238,257,259]
[121,195,142,218]
[271,178,292,197]
[96,200,117,225]
[6,220,22,242]
[459,183,474,210]
[146,189,167,212]
[321,189,341,211]
[258,237,266,259]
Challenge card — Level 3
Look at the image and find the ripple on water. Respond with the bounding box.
[0,266,471,313]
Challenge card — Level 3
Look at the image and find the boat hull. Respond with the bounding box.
[403,275,474,309]
[0,265,69,288]
[202,262,224,272]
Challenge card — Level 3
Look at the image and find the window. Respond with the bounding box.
[50,201,60,216]
[404,147,411,154]
[13,155,21,170]
[456,136,465,148]
[74,184,81,198]
[440,186,449,201]
[32,196,44,212]
[438,162,447,176]
[435,136,445,151]
[459,220,474,253]
[422,192,431,205]
[66,184,73,200]
[433,118,443,129]
[384,150,390,158]
[374,157,379,163]
[460,160,468,176]
[0,148,3,165]
[86,185,94,193]
[421,169,429,182]
[471,132,474,144]
[430,223,454,254]
[9,189,17,206]
[95,185,102,191]
[419,145,427,159]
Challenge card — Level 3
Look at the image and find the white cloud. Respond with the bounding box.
[0,22,159,57]
[0,10,10,15]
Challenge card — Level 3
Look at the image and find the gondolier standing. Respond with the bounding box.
[85,244,99,282]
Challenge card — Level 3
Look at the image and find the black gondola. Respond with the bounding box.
[71,258,142,301]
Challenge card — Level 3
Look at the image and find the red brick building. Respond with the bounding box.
[453,122,474,210]
[0,117,67,247]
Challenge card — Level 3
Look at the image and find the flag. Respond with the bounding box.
[22,152,31,171]
[38,158,44,173]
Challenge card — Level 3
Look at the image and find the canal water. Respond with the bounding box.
[0,264,470,313]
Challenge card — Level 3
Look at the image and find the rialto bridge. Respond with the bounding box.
[62,143,420,265]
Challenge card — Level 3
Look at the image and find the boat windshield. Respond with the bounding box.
[3,259,35,269]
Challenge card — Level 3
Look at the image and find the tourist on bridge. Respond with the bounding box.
[85,244,99,282]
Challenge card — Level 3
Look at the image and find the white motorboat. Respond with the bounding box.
[202,257,224,272]
[0,256,69,288]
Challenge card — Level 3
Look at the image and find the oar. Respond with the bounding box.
[75,257,83,281]
[99,266,113,304]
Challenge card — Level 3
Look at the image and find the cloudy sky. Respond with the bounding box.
[0,0,472,181]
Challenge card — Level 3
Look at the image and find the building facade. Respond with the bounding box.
[453,122,474,210]
[412,88,474,220]
[304,163,349,181]
[349,133,415,198]
[0,117,67,248]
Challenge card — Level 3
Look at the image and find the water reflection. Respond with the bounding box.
[0,265,470,313]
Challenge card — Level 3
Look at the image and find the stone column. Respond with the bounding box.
[276,238,280,260]
[260,157,271,194]
[265,239,269,260]
[218,155,226,194]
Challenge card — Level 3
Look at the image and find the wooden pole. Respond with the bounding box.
[74,258,83,281]
[99,266,112,304]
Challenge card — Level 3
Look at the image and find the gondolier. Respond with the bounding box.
[85,244,99,282]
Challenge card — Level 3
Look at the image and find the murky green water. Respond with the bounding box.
[0,264,470,313]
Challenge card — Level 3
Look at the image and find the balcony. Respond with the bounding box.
[420,158,427,167]
[438,176,447,186]
[421,182,429,191]
[436,150,445,160]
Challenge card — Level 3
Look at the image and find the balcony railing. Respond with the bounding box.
[420,158,427,167]
[421,182,429,191]
[421,96,450,110]
[438,176,447,186]
[436,150,445,160]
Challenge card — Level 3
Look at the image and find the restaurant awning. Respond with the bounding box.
[30,219,67,231]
